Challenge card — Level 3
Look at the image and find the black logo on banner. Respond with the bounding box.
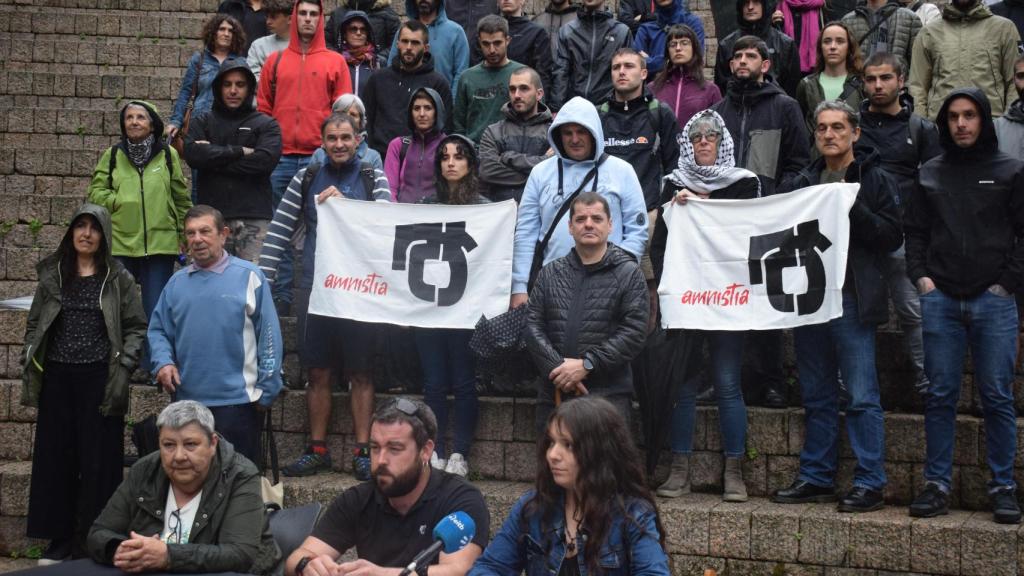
[748,220,832,315]
[392,222,478,306]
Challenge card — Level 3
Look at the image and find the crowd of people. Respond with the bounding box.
[18,0,1024,570]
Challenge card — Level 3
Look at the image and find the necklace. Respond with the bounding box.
[565,529,577,555]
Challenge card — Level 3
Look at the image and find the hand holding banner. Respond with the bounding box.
[658,183,859,330]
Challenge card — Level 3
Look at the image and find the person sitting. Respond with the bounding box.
[86,400,280,574]
[467,396,671,576]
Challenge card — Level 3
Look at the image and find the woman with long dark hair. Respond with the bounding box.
[417,134,488,477]
[22,204,147,564]
[467,397,671,576]
[648,24,721,129]
[796,21,864,135]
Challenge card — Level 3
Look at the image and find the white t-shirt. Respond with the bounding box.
[161,488,203,545]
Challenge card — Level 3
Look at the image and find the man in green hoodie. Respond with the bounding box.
[453,15,524,142]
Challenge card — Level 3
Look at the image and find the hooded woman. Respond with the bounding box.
[651,109,760,502]
[88,101,192,320]
[332,10,386,97]
[383,87,448,203]
[416,134,489,477]
[22,204,148,563]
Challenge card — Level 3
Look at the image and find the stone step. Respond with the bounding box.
[0,464,1022,575]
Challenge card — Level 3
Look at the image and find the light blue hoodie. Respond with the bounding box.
[386,0,469,94]
[512,96,649,294]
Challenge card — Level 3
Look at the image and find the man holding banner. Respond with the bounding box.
[259,112,392,479]
[770,101,902,513]
[906,88,1024,524]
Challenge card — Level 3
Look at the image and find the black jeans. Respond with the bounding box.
[27,361,124,557]
[209,403,263,467]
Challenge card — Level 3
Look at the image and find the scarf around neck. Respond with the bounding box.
[667,109,761,196]
[343,43,377,67]
[126,134,155,169]
[780,0,824,73]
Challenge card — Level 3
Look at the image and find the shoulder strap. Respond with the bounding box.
[396,136,413,201]
[539,152,609,255]
[359,161,376,200]
[301,162,322,199]
[270,51,282,104]
[107,145,118,189]
[856,9,897,46]
[838,75,863,102]
[647,99,662,156]
[188,53,202,107]
[164,146,173,174]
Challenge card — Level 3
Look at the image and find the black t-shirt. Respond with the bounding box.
[312,469,490,567]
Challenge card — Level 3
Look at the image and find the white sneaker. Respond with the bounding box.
[445,453,469,477]
[430,451,447,471]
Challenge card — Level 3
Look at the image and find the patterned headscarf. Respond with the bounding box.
[126,134,155,169]
[666,109,760,197]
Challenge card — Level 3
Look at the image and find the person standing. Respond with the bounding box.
[857,51,941,400]
[995,54,1024,158]
[772,100,902,513]
[325,0,401,54]
[478,67,554,202]
[470,0,552,92]
[632,0,705,74]
[900,0,941,26]
[149,205,284,465]
[385,88,449,203]
[909,0,1020,119]
[387,0,470,93]
[905,88,1024,524]
[533,0,576,58]
[331,11,387,98]
[453,16,525,142]
[647,24,722,128]
[841,0,922,66]
[247,0,291,82]
[87,101,192,320]
[23,205,147,564]
[550,0,632,109]
[184,58,282,263]
[795,21,865,135]
[219,0,267,54]
[715,0,801,97]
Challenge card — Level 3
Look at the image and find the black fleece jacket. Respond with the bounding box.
[362,52,454,156]
[714,0,801,97]
[184,58,282,220]
[906,87,1024,297]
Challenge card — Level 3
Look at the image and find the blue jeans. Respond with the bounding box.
[117,255,177,321]
[793,294,887,490]
[920,288,1018,491]
[269,154,311,306]
[670,330,747,457]
[415,328,478,457]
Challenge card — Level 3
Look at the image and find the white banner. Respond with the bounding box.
[308,198,516,328]
[659,183,859,330]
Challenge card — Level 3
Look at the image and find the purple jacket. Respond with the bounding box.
[648,71,721,130]
[382,86,448,203]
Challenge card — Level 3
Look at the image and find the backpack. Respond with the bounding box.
[598,98,664,157]
[106,144,174,189]
[906,113,927,156]
[299,160,378,201]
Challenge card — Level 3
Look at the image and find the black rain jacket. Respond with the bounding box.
[714,0,801,97]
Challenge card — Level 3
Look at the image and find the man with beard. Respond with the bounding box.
[364,20,453,157]
[453,16,524,142]
[479,67,554,202]
[715,0,800,97]
[909,0,1020,119]
[995,54,1024,158]
[387,0,469,93]
[856,51,940,406]
[284,398,489,576]
[470,0,552,92]
[715,36,807,408]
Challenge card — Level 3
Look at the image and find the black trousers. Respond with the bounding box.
[27,362,124,556]
[208,403,262,467]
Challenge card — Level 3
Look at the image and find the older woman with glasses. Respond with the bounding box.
[651,109,760,502]
[87,400,279,575]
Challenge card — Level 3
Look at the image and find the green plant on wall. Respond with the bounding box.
[28,218,43,246]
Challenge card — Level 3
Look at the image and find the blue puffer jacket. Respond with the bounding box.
[467,491,670,576]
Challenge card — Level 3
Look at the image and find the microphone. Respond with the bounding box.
[398,511,476,576]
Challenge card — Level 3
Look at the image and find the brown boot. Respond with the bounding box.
[656,453,691,497]
[723,456,748,502]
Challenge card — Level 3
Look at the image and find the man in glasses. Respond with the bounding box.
[285,398,490,576]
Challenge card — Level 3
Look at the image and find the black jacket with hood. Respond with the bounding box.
[906,87,1024,297]
[22,204,148,416]
[856,93,941,208]
[328,10,388,97]
[217,0,267,55]
[478,101,554,202]
[599,87,681,210]
[785,147,903,325]
[617,0,657,34]
[526,243,650,398]
[992,0,1024,44]
[714,0,801,97]
[713,77,808,197]
[184,58,282,221]
[326,0,402,55]
[363,52,454,156]
[551,7,633,110]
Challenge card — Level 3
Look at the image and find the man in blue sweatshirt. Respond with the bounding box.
[148,204,284,466]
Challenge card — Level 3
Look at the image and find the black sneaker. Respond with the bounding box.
[991,488,1022,524]
[771,480,837,504]
[37,538,71,566]
[909,483,948,518]
[837,486,884,513]
[763,386,787,409]
[282,449,332,477]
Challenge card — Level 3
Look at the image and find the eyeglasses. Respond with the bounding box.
[167,509,184,544]
[689,131,720,144]
[347,26,368,35]
[668,39,692,50]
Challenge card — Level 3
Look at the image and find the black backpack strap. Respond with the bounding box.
[270,50,282,104]
[359,161,376,200]
[107,145,118,189]
[908,113,925,155]
[396,136,412,201]
[300,162,322,200]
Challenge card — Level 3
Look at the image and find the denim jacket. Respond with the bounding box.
[170,50,237,128]
[467,491,670,576]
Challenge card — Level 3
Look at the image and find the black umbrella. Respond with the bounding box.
[633,326,698,477]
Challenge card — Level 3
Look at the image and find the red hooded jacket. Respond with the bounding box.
[257,0,352,155]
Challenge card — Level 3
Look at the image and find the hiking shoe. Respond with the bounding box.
[352,446,371,481]
[445,453,469,477]
[430,451,447,471]
[282,450,332,477]
[909,483,948,518]
[37,538,71,566]
[991,488,1022,524]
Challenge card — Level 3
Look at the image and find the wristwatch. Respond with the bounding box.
[582,355,594,372]
[295,556,312,576]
